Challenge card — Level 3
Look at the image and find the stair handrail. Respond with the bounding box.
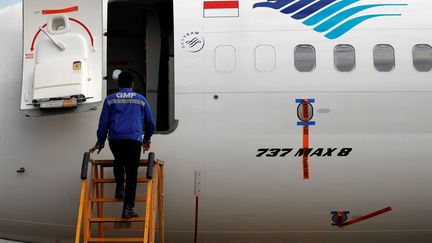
[146,152,155,179]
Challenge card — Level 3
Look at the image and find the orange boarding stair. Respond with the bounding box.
[75,152,164,243]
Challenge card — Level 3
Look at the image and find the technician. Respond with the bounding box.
[89,71,155,218]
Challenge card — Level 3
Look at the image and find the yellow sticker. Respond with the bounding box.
[73,61,81,71]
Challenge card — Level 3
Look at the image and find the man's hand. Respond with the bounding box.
[143,142,151,153]
[89,144,103,154]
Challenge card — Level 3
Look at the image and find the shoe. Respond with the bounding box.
[115,184,124,199]
[122,206,139,218]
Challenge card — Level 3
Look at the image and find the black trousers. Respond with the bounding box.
[109,140,142,207]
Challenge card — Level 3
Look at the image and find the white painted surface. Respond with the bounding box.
[204,8,239,18]
[215,45,236,73]
[21,0,103,110]
[254,44,276,72]
[33,32,89,99]
[0,0,432,242]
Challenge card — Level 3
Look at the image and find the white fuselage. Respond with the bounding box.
[1,0,432,242]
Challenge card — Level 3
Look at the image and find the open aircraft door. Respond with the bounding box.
[21,0,104,116]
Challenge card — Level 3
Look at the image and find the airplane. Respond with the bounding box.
[1,0,432,242]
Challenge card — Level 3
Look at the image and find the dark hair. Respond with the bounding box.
[118,71,134,88]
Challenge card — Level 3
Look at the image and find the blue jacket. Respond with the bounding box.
[96,88,155,146]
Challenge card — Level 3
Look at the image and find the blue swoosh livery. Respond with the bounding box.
[253,0,407,39]
[292,0,337,20]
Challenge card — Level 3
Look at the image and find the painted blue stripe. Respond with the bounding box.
[325,14,401,39]
[292,0,337,20]
[253,0,297,9]
[281,0,316,14]
[303,0,359,26]
[331,211,350,214]
[314,4,407,33]
[297,121,316,126]
[295,98,316,103]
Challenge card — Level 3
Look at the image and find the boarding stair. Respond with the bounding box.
[75,152,164,243]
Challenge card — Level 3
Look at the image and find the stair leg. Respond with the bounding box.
[150,167,159,243]
[158,164,165,243]
[100,166,105,217]
[75,179,87,243]
[95,166,104,240]
[143,179,153,243]
[99,166,105,240]
[85,163,96,242]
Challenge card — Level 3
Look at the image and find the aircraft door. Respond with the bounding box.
[21,0,104,116]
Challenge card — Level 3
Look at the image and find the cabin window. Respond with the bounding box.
[215,45,236,73]
[374,44,395,72]
[255,45,276,72]
[334,44,355,72]
[413,44,432,72]
[107,0,177,133]
[294,45,316,72]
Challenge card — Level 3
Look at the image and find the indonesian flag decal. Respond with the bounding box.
[203,0,239,18]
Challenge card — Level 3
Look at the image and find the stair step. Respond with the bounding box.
[92,178,149,183]
[88,237,144,242]
[93,160,149,167]
[89,217,146,223]
[91,197,146,203]
[102,225,145,230]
